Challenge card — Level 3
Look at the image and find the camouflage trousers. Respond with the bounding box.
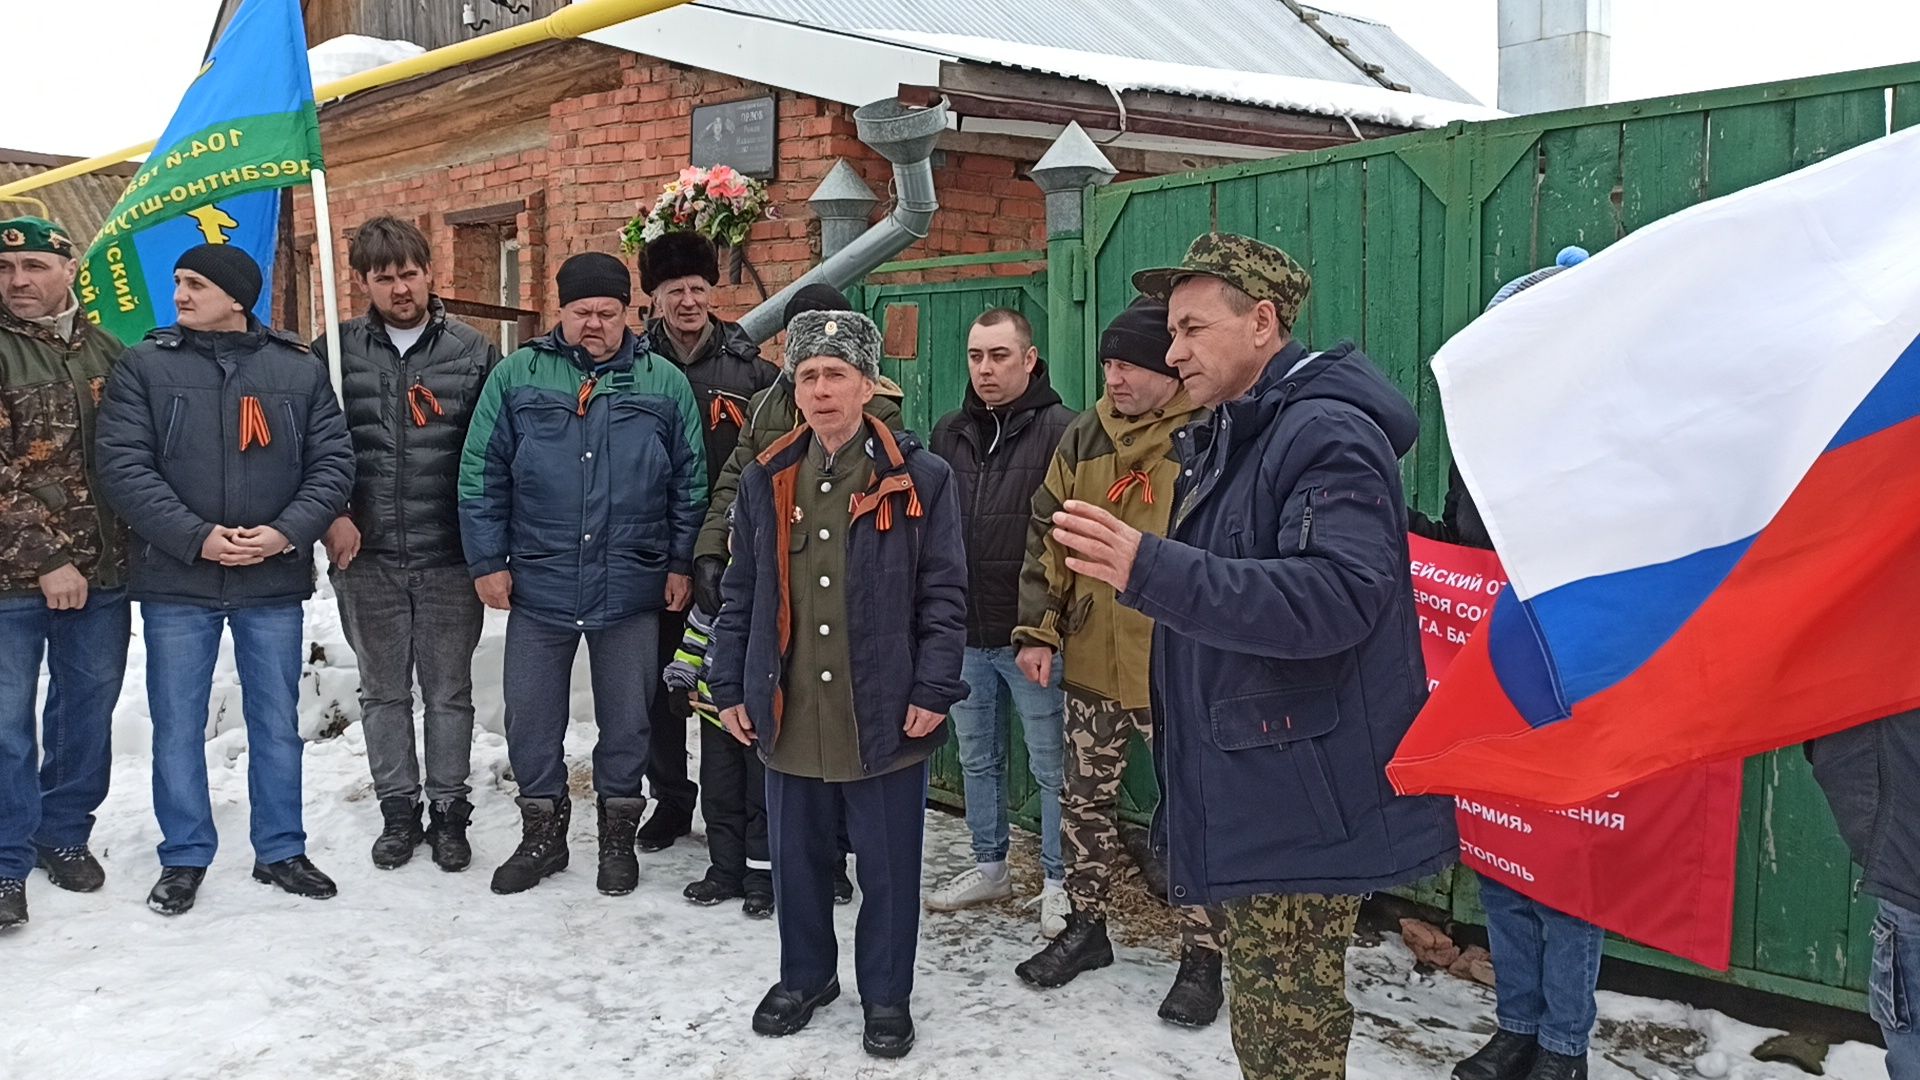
[1223,892,1363,1080]
[1062,688,1223,951]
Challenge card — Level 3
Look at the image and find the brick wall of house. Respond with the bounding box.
[294,51,1051,340]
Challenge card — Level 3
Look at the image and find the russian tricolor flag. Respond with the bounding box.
[1389,124,1920,807]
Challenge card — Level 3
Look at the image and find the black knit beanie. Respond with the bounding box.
[1099,296,1177,380]
[175,243,262,313]
[557,252,632,307]
[782,282,852,329]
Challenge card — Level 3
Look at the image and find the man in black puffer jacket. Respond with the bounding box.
[634,231,780,852]
[316,217,500,874]
[96,244,354,918]
[926,307,1074,928]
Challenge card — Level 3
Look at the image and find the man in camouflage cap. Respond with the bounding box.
[1051,232,1456,1079]
[0,216,133,931]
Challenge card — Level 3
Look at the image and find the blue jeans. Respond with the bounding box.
[1873,898,1920,1080]
[144,603,308,867]
[1479,875,1606,1056]
[949,646,1065,881]
[0,589,130,879]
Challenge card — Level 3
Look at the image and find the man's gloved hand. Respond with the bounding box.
[693,554,727,615]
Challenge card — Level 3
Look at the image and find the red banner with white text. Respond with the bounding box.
[1411,535,1743,970]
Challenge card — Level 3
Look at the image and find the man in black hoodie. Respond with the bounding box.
[927,308,1075,935]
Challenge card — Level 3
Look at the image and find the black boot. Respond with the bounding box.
[861,1000,915,1059]
[425,799,473,872]
[596,796,645,896]
[1016,912,1115,988]
[832,858,855,905]
[371,798,424,870]
[742,888,775,919]
[0,879,25,930]
[491,796,571,895]
[1523,1050,1587,1080]
[1158,944,1225,1028]
[634,802,692,853]
[35,844,105,892]
[1454,1030,1539,1080]
[752,978,841,1037]
[684,871,744,906]
[147,867,206,916]
[253,855,338,899]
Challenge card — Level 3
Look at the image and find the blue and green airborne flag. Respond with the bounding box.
[80,0,321,341]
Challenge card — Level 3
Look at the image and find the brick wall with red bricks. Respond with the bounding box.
[293,51,1051,343]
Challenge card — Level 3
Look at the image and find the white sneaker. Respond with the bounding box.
[1036,887,1071,939]
[925,865,1014,912]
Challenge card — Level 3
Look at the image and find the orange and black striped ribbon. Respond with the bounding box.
[576,375,599,417]
[708,395,747,431]
[407,382,444,427]
[238,396,271,451]
[1106,469,1154,506]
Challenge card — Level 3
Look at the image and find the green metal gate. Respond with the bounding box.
[847,253,1056,829]
[1068,61,1920,1010]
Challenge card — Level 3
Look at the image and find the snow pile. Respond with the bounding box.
[852,30,1506,129]
[5,597,1892,1079]
[308,34,427,89]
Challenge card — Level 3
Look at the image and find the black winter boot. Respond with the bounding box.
[1157,944,1225,1028]
[425,799,473,872]
[832,858,855,905]
[752,978,840,1037]
[35,844,105,892]
[0,878,26,930]
[742,888,775,919]
[684,871,744,906]
[491,796,571,894]
[634,802,692,853]
[597,797,645,896]
[253,855,338,899]
[1015,912,1115,988]
[371,798,424,870]
[862,1000,915,1059]
[1454,1030,1539,1080]
[1523,1050,1587,1080]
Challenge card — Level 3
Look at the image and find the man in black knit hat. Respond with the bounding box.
[633,231,777,853]
[96,244,355,917]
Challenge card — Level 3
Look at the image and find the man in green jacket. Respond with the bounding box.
[0,217,131,931]
[1009,297,1224,1021]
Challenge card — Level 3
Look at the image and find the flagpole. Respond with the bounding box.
[310,168,344,398]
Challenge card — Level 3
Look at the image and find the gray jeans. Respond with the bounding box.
[334,561,485,804]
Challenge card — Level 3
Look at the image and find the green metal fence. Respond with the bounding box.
[1069,61,1920,1011]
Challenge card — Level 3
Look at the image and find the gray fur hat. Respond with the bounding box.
[783,309,881,381]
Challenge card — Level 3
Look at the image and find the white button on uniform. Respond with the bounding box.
[819,576,831,588]
[819,624,831,636]
[818,529,830,541]
[583,534,592,541]
[820,670,834,683]
[819,481,832,493]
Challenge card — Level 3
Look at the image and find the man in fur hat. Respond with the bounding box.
[634,231,779,853]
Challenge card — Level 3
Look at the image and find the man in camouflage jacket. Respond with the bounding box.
[0,217,132,931]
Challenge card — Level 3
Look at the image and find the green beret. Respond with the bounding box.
[0,216,78,259]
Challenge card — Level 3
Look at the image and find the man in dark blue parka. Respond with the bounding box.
[1051,233,1456,1080]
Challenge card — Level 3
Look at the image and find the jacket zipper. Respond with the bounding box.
[161,396,185,460]
[393,344,411,568]
[1299,500,1315,553]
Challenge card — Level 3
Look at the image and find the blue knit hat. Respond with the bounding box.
[1486,245,1590,310]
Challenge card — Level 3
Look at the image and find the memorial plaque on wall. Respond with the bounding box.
[690,96,777,179]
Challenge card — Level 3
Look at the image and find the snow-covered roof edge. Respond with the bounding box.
[861,31,1505,129]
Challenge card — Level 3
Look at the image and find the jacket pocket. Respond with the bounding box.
[1206,687,1350,844]
[283,400,304,455]
[1871,910,1914,1034]
[161,395,186,460]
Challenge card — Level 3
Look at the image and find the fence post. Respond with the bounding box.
[1030,123,1118,409]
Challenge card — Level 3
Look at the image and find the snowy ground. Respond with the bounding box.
[0,591,1894,1080]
